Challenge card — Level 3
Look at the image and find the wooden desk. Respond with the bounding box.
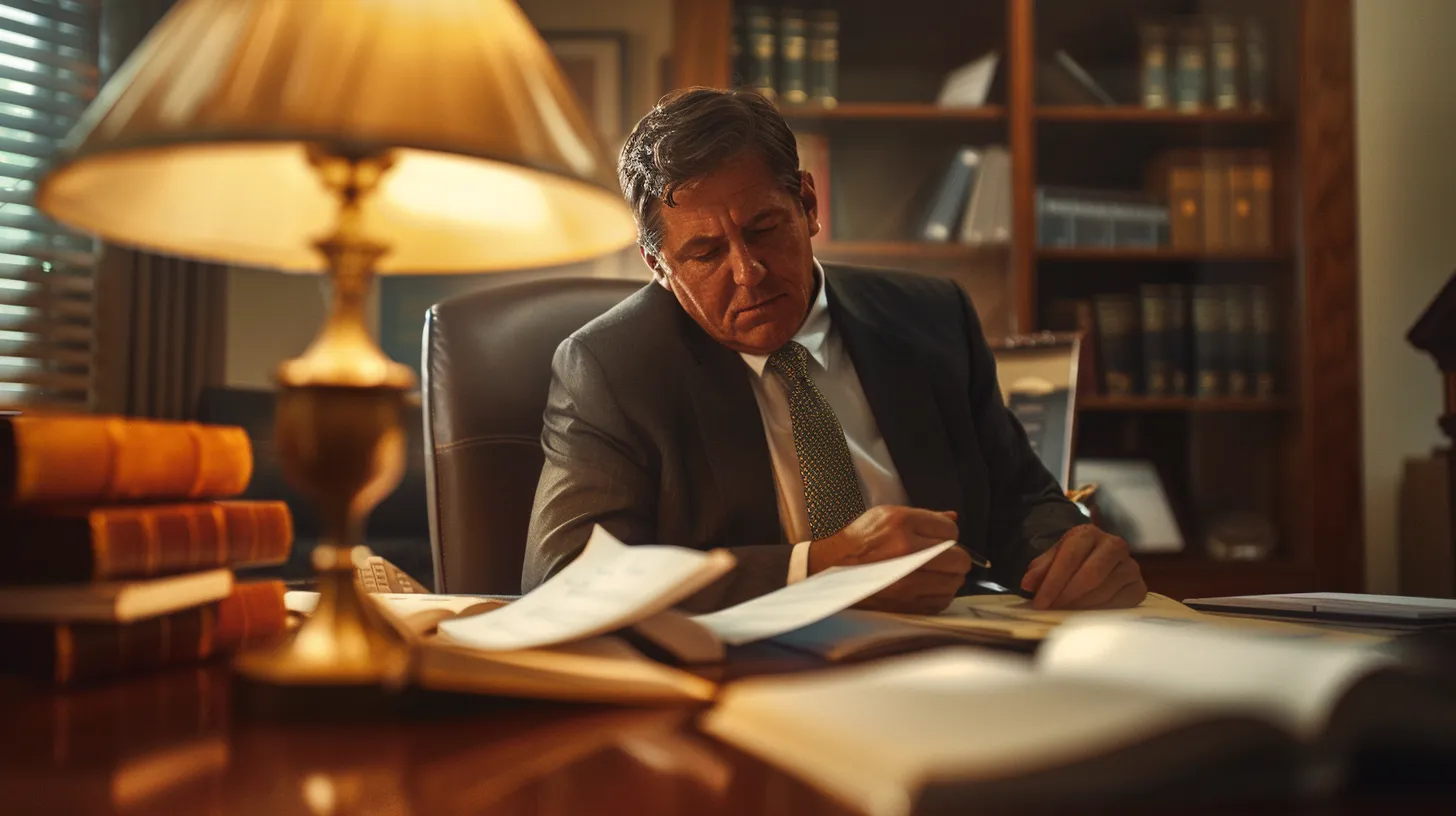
[4,658,1455,815]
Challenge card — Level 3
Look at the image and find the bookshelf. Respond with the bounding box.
[783,103,1009,121]
[1077,395,1294,412]
[670,0,1361,601]
[1036,105,1282,123]
[1037,247,1288,261]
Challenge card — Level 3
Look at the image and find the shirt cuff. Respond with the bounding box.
[787,540,813,584]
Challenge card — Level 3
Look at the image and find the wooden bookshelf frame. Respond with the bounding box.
[670,0,1363,599]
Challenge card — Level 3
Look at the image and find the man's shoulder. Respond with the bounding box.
[567,280,678,346]
[561,281,694,382]
[822,262,967,324]
[825,262,961,299]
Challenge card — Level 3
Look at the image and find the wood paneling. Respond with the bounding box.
[1008,0,1036,334]
[1298,0,1364,591]
[671,0,731,89]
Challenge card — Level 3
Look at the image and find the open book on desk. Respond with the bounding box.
[865,591,1391,649]
[287,526,965,703]
[704,614,1456,816]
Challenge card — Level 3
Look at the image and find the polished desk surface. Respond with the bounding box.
[4,650,1456,816]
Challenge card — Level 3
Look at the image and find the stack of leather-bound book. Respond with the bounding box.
[0,414,293,685]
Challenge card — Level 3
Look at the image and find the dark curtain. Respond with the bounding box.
[92,0,227,418]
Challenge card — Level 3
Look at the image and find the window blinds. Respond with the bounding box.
[0,0,99,411]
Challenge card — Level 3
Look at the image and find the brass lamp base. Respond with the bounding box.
[232,149,421,694]
[232,543,410,689]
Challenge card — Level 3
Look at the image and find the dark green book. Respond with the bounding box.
[1139,284,1172,397]
[1166,284,1191,395]
[778,7,808,104]
[1249,284,1277,397]
[1094,294,1140,396]
[808,8,839,106]
[744,5,777,100]
[1174,18,1207,112]
[1209,17,1241,110]
[1138,20,1170,109]
[1223,284,1252,397]
[1192,284,1226,397]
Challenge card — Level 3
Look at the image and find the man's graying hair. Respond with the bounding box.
[617,87,804,258]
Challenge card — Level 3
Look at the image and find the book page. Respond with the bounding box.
[702,649,1223,816]
[690,541,957,645]
[416,635,716,704]
[437,526,735,652]
[1037,615,1397,739]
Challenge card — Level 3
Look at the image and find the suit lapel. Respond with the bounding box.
[674,301,785,545]
[826,273,965,520]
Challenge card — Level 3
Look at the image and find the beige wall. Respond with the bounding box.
[517,0,673,124]
[1354,0,1456,592]
[225,266,387,389]
[224,267,324,389]
[224,0,666,387]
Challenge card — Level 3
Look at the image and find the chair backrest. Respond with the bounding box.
[422,274,645,593]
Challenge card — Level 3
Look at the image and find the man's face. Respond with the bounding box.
[645,152,821,355]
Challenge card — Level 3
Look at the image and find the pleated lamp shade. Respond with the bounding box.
[36,0,636,274]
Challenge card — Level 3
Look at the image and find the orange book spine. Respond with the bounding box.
[0,581,287,686]
[1,416,253,506]
[5,501,292,583]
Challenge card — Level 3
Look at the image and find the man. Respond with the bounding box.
[524,87,1146,614]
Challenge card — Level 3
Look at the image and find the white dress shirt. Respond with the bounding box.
[739,260,910,583]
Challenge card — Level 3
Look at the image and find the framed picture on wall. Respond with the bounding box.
[542,30,630,150]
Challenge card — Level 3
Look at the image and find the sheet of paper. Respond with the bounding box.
[437,525,735,652]
[689,541,957,646]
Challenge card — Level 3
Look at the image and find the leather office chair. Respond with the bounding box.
[422,274,645,593]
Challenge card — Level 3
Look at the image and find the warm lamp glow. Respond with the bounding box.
[35,0,637,273]
[39,144,633,273]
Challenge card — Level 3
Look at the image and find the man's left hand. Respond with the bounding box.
[1020,524,1147,610]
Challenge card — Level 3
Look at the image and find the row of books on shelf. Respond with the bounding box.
[1140,15,1272,113]
[917,144,1011,245]
[733,4,839,106]
[1037,187,1169,250]
[1048,283,1277,399]
[0,415,292,686]
[729,8,1271,114]
[1040,149,1274,252]
[793,134,1014,245]
[797,140,1269,250]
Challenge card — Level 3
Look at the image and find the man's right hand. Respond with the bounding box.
[808,506,970,615]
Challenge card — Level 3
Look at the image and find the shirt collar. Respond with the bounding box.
[740,259,831,377]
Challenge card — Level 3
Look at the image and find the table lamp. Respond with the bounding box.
[35,0,636,692]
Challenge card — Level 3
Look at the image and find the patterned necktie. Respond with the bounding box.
[766,341,866,540]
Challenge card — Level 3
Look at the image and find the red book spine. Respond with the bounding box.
[1,415,253,505]
[5,501,293,584]
[0,581,288,686]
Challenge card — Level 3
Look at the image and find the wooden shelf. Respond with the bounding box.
[1037,106,1282,124]
[1079,396,1294,412]
[782,103,1006,122]
[814,240,1008,261]
[1038,248,1288,262]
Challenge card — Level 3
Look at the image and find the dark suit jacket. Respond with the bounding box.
[523,264,1087,611]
